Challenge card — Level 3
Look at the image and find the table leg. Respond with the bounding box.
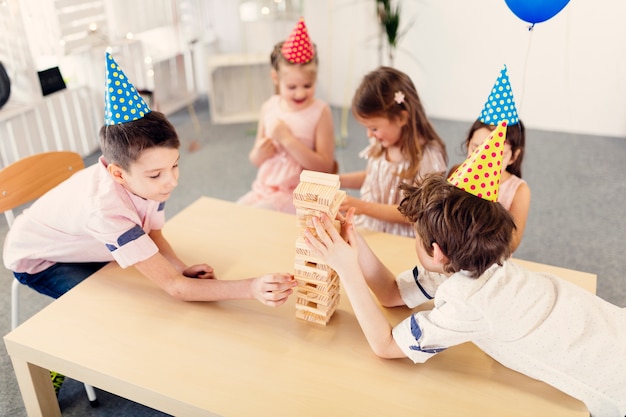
[10,357,61,417]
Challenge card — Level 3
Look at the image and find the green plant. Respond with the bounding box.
[376,0,411,66]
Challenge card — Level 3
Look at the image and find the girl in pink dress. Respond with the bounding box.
[237,18,335,214]
[452,65,531,252]
[339,67,448,237]
[462,119,530,252]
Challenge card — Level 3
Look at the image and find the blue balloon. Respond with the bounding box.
[504,0,571,24]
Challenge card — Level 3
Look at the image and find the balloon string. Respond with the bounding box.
[519,24,534,117]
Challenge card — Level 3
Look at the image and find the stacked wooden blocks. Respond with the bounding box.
[293,170,346,325]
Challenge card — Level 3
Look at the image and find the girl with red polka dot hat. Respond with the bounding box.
[238,17,336,213]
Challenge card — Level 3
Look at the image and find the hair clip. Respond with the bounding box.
[394,91,405,105]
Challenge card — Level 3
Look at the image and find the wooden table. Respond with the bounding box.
[4,197,594,417]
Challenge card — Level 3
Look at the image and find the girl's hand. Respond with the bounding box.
[252,137,278,162]
[251,273,297,307]
[183,264,216,279]
[271,120,293,145]
[336,207,357,241]
[305,214,359,275]
[339,194,365,215]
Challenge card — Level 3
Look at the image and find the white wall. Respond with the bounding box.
[14,0,622,138]
[294,0,626,138]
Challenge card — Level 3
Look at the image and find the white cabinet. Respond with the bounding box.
[207,53,274,124]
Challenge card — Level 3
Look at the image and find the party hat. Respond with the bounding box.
[104,52,151,125]
[478,65,519,126]
[281,17,314,64]
[448,120,508,202]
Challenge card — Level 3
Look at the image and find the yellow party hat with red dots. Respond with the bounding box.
[104,52,151,125]
[448,120,508,201]
[281,17,314,64]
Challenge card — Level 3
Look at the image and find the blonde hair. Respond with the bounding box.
[270,41,319,94]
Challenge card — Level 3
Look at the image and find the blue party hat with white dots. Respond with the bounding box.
[104,52,151,125]
[478,65,519,126]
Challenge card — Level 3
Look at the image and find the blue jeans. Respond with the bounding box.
[13,262,109,299]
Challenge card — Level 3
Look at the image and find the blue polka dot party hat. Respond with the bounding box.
[104,52,151,125]
[478,65,519,126]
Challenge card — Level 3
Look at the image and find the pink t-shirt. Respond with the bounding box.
[3,157,163,274]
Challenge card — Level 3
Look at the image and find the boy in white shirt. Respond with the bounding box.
[305,121,626,417]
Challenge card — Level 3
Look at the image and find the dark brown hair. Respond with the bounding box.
[99,111,179,171]
[463,119,526,178]
[398,174,515,278]
[352,67,447,181]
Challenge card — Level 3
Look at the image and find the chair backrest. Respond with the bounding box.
[0,151,84,227]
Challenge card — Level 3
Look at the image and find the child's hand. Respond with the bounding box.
[251,273,297,307]
[336,207,357,240]
[305,214,359,275]
[339,194,365,215]
[271,120,294,145]
[253,137,278,161]
[183,264,215,279]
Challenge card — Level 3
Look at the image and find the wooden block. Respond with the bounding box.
[295,273,339,293]
[295,309,333,326]
[299,170,340,188]
[295,282,340,306]
[295,296,339,316]
[294,260,334,283]
[293,170,345,325]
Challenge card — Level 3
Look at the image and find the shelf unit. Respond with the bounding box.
[207,53,274,124]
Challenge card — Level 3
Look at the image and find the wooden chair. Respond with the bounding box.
[0,151,99,405]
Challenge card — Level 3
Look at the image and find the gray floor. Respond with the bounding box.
[1,96,625,416]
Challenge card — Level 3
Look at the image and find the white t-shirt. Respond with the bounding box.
[393,260,626,417]
[3,157,163,274]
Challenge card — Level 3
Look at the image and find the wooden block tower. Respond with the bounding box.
[292,170,346,325]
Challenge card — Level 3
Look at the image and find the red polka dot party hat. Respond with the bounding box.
[447,120,508,202]
[104,52,151,125]
[281,17,314,64]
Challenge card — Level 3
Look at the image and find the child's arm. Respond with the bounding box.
[249,116,277,168]
[150,230,214,278]
[509,182,531,252]
[340,196,410,225]
[340,209,405,307]
[134,231,296,305]
[272,105,335,172]
[339,171,367,189]
[305,214,405,359]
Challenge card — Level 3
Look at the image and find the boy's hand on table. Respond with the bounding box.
[252,273,297,307]
[183,264,216,279]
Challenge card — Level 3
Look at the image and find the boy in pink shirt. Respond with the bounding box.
[3,53,296,306]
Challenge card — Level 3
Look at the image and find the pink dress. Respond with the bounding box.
[238,95,328,214]
[498,174,526,210]
[356,142,447,237]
